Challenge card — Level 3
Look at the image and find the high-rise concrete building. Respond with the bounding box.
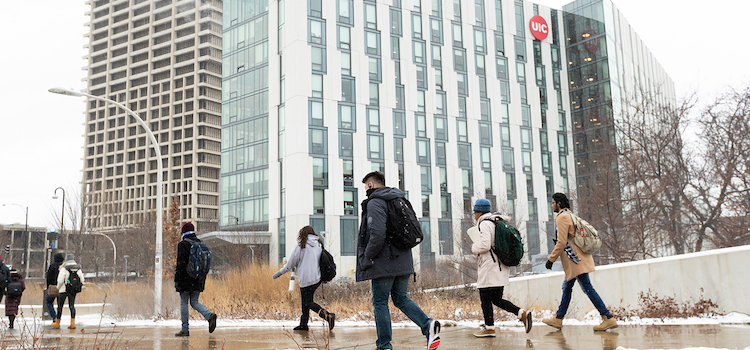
[222,0,575,272]
[82,0,223,233]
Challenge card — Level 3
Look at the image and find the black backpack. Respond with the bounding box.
[319,246,336,283]
[186,238,212,279]
[385,197,424,250]
[7,280,22,298]
[66,269,83,294]
[490,217,524,267]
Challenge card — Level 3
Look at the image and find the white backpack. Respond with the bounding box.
[569,212,602,254]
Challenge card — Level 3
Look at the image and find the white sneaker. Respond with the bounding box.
[427,319,441,349]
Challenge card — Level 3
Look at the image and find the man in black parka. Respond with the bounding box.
[356,171,441,350]
[174,222,217,337]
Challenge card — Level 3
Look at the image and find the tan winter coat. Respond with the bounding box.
[548,210,595,281]
[471,212,511,288]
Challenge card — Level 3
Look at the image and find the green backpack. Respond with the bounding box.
[490,217,524,267]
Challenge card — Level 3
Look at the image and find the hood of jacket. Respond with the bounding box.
[54,253,65,264]
[64,260,82,270]
[366,186,404,201]
[305,234,320,249]
[477,211,511,226]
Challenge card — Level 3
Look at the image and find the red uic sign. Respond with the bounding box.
[529,15,549,41]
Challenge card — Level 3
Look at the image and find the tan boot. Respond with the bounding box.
[68,318,76,329]
[593,315,617,331]
[51,318,61,329]
[473,324,496,337]
[542,317,563,329]
[520,309,533,333]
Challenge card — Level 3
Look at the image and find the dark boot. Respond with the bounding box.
[293,325,309,331]
[318,309,335,330]
[8,315,15,329]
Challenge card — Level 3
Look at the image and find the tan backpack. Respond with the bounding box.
[569,212,602,254]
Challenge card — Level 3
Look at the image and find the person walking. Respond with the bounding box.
[174,222,217,337]
[0,255,10,304]
[47,253,65,328]
[470,199,532,337]
[272,225,336,331]
[5,268,25,329]
[56,254,84,329]
[542,193,617,331]
[357,171,441,350]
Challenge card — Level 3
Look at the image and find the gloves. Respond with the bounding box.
[272,271,282,279]
[545,260,554,270]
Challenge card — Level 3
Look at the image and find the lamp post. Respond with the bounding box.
[2,204,28,277]
[123,255,129,283]
[87,231,116,283]
[52,187,66,270]
[49,87,163,317]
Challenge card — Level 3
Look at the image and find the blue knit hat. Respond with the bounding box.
[473,198,492,213]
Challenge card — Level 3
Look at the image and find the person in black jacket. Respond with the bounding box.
[357,172,441,350]
[47,253,65,328]
[174,222,217,337]
[0,256,10,303]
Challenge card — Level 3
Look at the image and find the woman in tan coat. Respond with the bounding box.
[470,199,532,337]
[543,193,617,331]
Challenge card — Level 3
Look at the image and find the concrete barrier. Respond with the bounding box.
[506,245,750,319]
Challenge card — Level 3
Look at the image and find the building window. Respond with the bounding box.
[502,147,515,171]
[435,116,447,141]
[394,137,404,161]
[479,123,492,145]
[441,194,451,218]
[390,8,402,35]
[344,189,357,216]
[339,132,353,157]
[481,147,491,169]
[339,104,355,130]
[309,19,325,45]
[506,172,516,199]
[412,14,423,39]
[309,100,323,126]
[459,144,472,168]
[422,194,430,217]
[312,74,323,98]
[457,119,468,142]
[439,220,453,255]
[343,159,354,185]
[417,139,430,164]
[432,44,442,67]
[421,166,432,193]
[430,18,443,43]
[368,134,383,159]
[391,36,400,59]
[312,47,326,72]
[413,41,426,64]
[341,52,351,75]
[521,128,533,150]
[342,77,355,102]
[436,142,446,165]
[522,151,532,173]
[309,0,322,18]
[367,108,380,132]
[366,31,381,55]
[310,128,327,155]
[365,3,377,29]
[313,189,325,214]
[340,218,357,256]
[338,25,350,50]
[312,157,328,187]
[394,111,406,136]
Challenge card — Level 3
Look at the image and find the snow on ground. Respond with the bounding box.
[616,348,750,350]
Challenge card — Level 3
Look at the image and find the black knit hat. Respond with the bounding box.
[181,222,195,234]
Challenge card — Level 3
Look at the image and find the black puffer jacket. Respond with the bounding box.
[46,253,65,286]
[174,232,206,293]
[356,187,415,282]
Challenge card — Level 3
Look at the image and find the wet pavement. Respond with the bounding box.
[14,323,750,349]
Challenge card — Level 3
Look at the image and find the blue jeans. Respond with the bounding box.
[371,275,431,350]
[180,291,213,332]
[556,273,611,318]
[46,296,58,320]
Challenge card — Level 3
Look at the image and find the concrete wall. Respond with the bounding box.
[506,245,750,319]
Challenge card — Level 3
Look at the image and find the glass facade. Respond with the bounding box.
[221,1,270,229]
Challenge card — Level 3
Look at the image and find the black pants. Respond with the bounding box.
[479,287,520,326]
[58,292,77,319]
[299,282,324,326]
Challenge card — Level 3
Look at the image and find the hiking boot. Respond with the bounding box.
[68,318,76,329]
[427,319,441,349]
[208,313,217,333]
[521,310,533,333]
[326,312,336,330]
[593,315,618,331]
[51,318,60,329]
[472,324,495,337]
[542,317,563,329]
[175,330,190,337]
[293,325,309,331]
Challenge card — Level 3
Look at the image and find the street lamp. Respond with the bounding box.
[123,255,129,283]
[52,187,66,270]
[86,231,117,283]
[2,204,28,277]
[49,87,164,317]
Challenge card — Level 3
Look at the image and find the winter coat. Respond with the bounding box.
[57,260,85,294]
[548,209,595,281]
[274,235,322,288]
[356,187,415,282]
[174,232,206,293]
[5,272,25,316]
[0,260,9,296]
[47,253,65,287]
[472,212,511,288]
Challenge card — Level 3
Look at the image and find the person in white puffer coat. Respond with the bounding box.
[56,254,85,330]
[470,199,532,337]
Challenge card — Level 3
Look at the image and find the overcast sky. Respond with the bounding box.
[0,0,748,229]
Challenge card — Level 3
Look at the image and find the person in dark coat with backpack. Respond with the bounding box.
[56,254,84,329]
[470,199,532,337]
[0,255,10,304]
[272,225,335,331]
[5,268,25,329]
[174,222,217,337]
[357,171,441,350]
[47,253,65,328]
